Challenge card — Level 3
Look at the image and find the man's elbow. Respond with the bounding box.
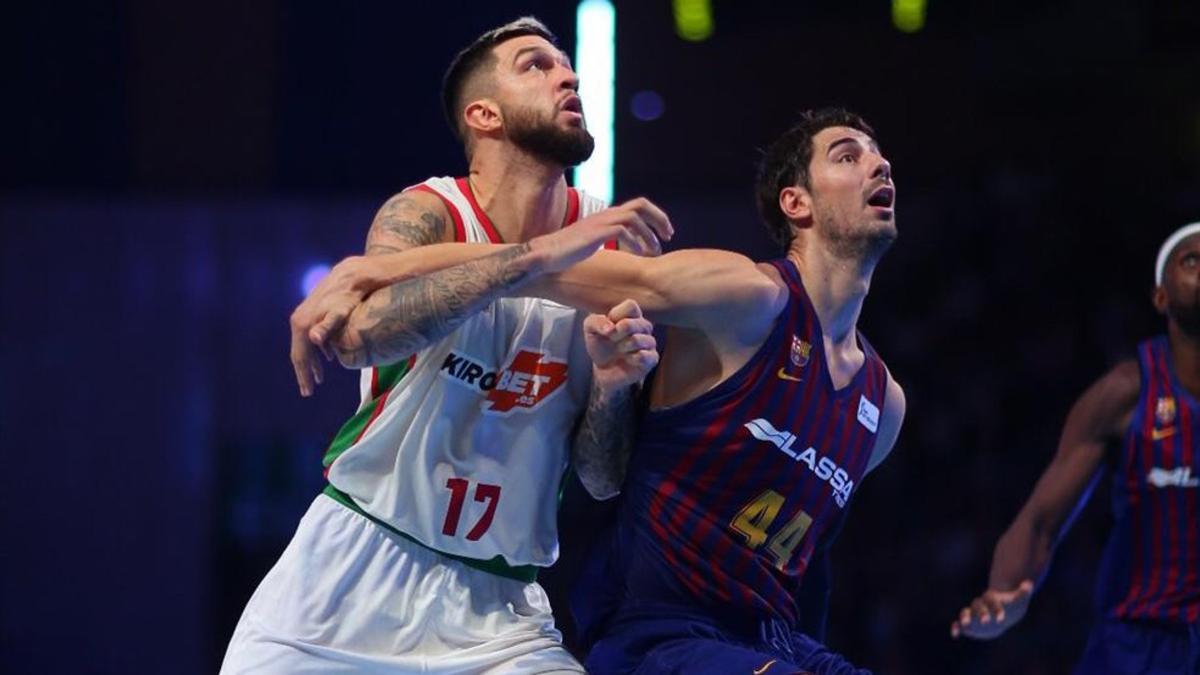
[585,484,622,501]
[577,474,622,501]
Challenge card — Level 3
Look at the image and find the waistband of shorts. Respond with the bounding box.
[611,598,786,641]
[321,484,539,583]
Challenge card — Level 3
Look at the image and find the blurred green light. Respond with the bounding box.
[673,0,713,42]
[892,0,926,33]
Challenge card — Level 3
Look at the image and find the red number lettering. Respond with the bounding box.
[442,477,470,536]
[442,478,502,541]
[466,483,502,541]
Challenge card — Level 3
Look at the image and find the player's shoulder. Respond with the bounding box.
[1078,358,1142,436]
[755,259,785,286]
[873,369,905,434]
[377,177,455,216]
[1095,358,1142,402]
[884,371,906,413]
[750,259,791,309]
[365,178,457,247]
[746,260,817,332]
[397,176,457,213]
[864,370,906,473]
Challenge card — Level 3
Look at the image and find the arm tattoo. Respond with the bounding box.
[365,194,448,254]
[572,379,636,500]
[337,243,535,368]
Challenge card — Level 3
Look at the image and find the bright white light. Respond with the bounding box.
[574,0,615,204]
[301,264,330,298]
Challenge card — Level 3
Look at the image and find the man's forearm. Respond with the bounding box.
[988,516,1055,590]
[572,379,636,500]
[333,243,539,368]
[367,243,518,287]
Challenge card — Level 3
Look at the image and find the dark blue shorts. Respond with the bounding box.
[1073,617,1200,674]
[582,605,871,675]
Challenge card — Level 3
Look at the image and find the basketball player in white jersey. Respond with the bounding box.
[223,18,673,674]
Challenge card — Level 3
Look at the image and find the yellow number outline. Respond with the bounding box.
[729,489,813,570]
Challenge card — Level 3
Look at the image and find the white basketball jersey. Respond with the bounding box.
[325,176,607,568]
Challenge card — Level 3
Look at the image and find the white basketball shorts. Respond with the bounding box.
[220,494,583,674]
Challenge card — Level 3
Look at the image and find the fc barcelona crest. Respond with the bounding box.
[1155,397,1177,426]
[791,335,812,368]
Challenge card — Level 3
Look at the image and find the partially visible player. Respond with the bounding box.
[298,108,906,674]
[951,223,1200,674]
[222,17,671,674]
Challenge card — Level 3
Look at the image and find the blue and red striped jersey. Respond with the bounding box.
[1099,336,1200,623]
[609,258,890,627]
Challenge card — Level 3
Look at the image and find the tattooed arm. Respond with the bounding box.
[573,378,637,500]
[571,301,658,500]
[363,190,452,255]
[330,243,541,368]
[292,195,673,388]
[289,189,455,394]
[324,198,673,370]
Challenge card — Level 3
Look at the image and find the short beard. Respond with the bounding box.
[814,201,897,263]
[505,105,595,167]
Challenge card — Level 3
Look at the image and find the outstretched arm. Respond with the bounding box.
[296,203,782,384]
[307,243,785,344]
[527,248,786,339]
[328,199,671,370]
[290,196,673,388]
[951,359,1140,639]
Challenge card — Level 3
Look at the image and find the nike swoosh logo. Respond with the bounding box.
[1151,427,1178,441]
[777,368,803,383]
[753,659,778,675]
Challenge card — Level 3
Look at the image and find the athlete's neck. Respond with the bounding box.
[466,145,569,243]
[786,240,877,350]
[1167,321,1200,399]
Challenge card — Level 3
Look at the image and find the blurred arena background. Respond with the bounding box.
[3,1,1199,672]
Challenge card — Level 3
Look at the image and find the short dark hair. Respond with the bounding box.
[441,17,558,145]
[755,108,875,250]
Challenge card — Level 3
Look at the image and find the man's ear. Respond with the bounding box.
[463,98,503,136]
[1152,285,1169,316]
[779,185,813,229]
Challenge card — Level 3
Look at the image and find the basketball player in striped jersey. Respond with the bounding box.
[298,108,906,673]
[570,109,905,675]
[222,18,673,674]
[952,223,1200,673]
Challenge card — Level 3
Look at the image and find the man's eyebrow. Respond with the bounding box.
[511,45,572,69]
[826,136,881,154]
[511,45,544,64]
[511,44,570,65]
[826,137,861,154]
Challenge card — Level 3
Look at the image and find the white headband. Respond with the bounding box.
[1155,221,1200,286]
